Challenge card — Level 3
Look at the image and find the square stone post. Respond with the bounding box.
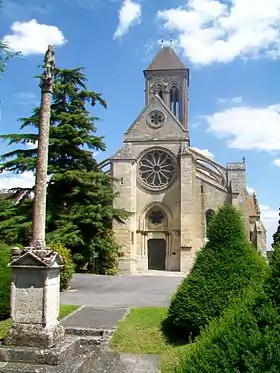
[4,248,65,348]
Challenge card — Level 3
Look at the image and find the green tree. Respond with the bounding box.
[0,67,128,272]
[272,208,280,249]
[164,204,267,342]
[0,194,32,246]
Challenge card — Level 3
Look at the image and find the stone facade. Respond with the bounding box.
[106,46,266,274]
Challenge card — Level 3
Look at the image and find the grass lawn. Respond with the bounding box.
[110,307,188,373]
[0,304,79,340]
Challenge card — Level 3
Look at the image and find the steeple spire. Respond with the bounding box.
[144,46,186,74]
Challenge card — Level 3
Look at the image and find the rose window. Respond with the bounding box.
[147,110,165,128]
[148,210,165,225]
[138,150,176,190]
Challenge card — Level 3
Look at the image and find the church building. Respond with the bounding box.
[104,46,266,273]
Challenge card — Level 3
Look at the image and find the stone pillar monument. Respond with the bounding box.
[4,45,65,348]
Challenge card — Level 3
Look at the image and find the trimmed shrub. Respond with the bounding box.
[0,243,11,319]
[175,288,280,373]
[175,245,280,373]
[165,205,267,341]
[50,243,75,291]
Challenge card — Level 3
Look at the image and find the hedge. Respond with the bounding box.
[0,243,11,319]
[165,205,267,341]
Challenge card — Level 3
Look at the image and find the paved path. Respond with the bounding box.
[118,354,160,372]
[62,307,128,330]
[61,273,184,308]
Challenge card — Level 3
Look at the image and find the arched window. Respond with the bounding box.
[170,86,180,118]
[205,209,215,227]
[151,85,164,100]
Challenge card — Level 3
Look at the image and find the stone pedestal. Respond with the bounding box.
[4,248,65,348]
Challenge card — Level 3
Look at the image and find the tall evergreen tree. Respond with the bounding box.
[272,208,280,249]
[164,205,267,342]
[0,67,128,272]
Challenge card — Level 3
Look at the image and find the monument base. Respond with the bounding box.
[0,328,120,373]
[4,322,65,349]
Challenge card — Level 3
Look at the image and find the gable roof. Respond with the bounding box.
[145,46,186,72]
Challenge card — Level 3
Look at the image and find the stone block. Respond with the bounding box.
[0,332,109,373]
[4,323,65,349]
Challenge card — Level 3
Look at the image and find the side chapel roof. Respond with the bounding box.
[248,193,260,217]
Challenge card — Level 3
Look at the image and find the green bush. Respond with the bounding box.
[165,205,267,341]
[98,250,119,275]
[175,288,280,373]
[50,243,75,291]
[175,245,280,373]
[94,231,119,275]
[0,243,11,319]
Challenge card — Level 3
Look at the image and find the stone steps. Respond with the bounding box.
[0,334,105,373]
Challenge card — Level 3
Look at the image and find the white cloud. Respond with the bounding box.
[246,186,255,195]
[25,140,38,149]
[260,204,279,248]
[202,103,280,151]
[157,0,280,65]
[217,96,243,105]
[191,147,214,159]
[3,19,66,55]
[273,159,280,167]
[114,0,141,39]
[0,171,34,190]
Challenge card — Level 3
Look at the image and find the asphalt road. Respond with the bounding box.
[61,273,184,308]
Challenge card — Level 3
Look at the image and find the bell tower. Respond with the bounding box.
[143,46,190,130]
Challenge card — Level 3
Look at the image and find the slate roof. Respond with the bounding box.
[145,46,186,71]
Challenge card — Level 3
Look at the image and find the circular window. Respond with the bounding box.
[147,110,165,128]
[148,210,165,225]
[138,149,176,190]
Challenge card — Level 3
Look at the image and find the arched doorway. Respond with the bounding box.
[146,208,168,271]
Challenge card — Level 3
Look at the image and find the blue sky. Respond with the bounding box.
[0,0,279,246]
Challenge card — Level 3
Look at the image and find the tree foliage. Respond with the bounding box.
[164,205,267,342]
[50,243,75,291]
[272,208,280,249]
[0,242,11,320]
[175,245,280,373]
[0,66,129,272]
